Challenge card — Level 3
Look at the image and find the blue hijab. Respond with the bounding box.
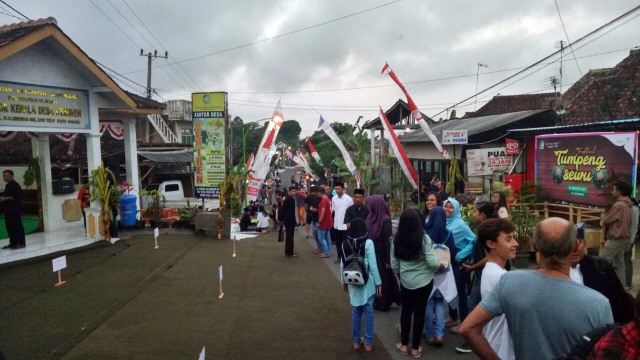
[443,198,476,248]
[424,207,450,245]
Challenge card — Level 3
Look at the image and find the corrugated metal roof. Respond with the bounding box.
[399,109,552,143]
[507,117,640,134]
[138,150,193,163]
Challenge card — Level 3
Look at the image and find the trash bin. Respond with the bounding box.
[120,194,137,226]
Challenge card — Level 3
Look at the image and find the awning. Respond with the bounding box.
[138,150,193,163]
[399,109,555,143]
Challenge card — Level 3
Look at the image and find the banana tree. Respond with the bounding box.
[218,168,249,239]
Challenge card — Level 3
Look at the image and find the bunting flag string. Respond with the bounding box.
[379,107,419,188]
[382,62,450,159]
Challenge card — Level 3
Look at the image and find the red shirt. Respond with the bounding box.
[587,320,640,360]
[317,196,333,229]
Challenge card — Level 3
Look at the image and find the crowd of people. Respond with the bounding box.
[240,172,638,359]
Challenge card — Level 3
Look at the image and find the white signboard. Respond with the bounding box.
[52,256,67,272]
[466,147,512,176]
[442,129,468,145]
[154,227,160,239]
[219,265,223,281]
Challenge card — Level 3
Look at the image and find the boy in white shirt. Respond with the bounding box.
[478,218,518,360]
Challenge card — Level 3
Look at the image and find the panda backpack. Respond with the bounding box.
[342,238,368,286]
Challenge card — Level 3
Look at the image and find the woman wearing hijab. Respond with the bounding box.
[424,207,458,347]
[443,198,477,353]
[391,209,441,358]
[341,218,382,352]
[365,195,401,311]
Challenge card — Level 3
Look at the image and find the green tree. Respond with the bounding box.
[275,120,301,149]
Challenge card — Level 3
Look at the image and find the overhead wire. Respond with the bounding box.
[0,0,29,21]
[123,0,405,74]
[120,0,200,90]
[554,0,583,76]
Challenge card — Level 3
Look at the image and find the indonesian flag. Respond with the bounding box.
[305,137,323,165]
[245,152,254,172]
[318,115,357,174]
[354,170,362,188]
[381,63,450,159]
[379,107,418,188]
[247,101,284,203]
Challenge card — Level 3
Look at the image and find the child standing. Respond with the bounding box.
[424,207,457,347]
[342,218,382,352]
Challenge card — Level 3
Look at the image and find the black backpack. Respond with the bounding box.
[341,239,368,286]
[557,323,620,360]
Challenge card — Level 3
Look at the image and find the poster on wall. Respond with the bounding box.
[535,132,638,207]
[466,147,512,176]
[192,92,227,199]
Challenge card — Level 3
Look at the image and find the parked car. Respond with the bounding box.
[141,180,185,208]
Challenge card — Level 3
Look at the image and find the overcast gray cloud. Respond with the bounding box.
[6,0,640,136]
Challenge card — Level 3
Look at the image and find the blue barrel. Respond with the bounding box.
[120,194,138,226]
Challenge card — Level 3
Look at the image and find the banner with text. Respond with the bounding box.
[535,132,637,207]
[466,147,512,176]
[442,130,468,145]
[0,81,89,131]
[192,92,227,199]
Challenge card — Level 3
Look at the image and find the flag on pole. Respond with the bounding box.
[379,107,419,188]
[245,152,254,172]
[284,148,319,180]
[381,63,450,159]
[354,170,362,188]
[318,115,358,174]
[246,101,284,202]
[305,137,323,165]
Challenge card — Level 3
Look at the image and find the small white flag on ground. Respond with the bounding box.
[52,255,67,286]
[198,346,205,360]
[218,265,224,299]
[154,227,160,249]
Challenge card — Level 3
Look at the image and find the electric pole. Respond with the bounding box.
[140,49,169,99]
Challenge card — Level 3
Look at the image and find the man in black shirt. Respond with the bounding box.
[1,170,25,249]
[280,186,298,257]
[344,188,369,229]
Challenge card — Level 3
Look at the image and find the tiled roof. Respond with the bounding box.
[125,91,166,110]
[0,17,57,47]
[558,50,640,125]
[362,98,434,130]
[465,93,558,117]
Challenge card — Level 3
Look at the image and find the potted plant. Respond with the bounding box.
[140,189,165,228]
[511,182,541,268]
[178,200,197,229]
[87,162,117,241]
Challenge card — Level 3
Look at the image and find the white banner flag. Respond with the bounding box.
[318,115,357,175]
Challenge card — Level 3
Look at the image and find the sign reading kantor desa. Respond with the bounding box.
[535,132,638,207]
[0,81,89,131]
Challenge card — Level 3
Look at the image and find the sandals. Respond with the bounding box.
[396,343,408,355]
[353,337,364,351]
[411,347,423,358]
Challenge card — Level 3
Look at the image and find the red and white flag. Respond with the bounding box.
[247,101,284,203]
[305,137,323,165]
[245,152,254,172]
[381,63,450,159]
[379,107,419,188]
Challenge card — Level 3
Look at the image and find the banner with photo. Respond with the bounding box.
[192,92,227,199]
[535,132,637,207]
[466,147,512,176]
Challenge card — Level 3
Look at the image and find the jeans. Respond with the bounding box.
[311,221,321,249]
[400,282,433,350]
[467,272,482,312]
[317,228,332,255]
[352,295,375,346]
[425,295,444,337]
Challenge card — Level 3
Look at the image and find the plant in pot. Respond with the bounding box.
[510,182,541,268]
[140,189,165,228]
[87,162,117,241]
[178,200,197,229]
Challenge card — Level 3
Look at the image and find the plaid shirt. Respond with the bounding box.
[587,320,640,360]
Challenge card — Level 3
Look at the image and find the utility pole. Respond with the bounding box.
[554,40,564,94]
[140,49,168,99]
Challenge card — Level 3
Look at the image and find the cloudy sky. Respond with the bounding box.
[6,0,640,136]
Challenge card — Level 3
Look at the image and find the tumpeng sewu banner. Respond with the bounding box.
[192,92,228,199]
[535,132,637,207]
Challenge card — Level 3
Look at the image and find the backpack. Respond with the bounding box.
[557,323,620,359]
[341,239,368,286]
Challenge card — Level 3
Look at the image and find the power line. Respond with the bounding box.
[554,0,583,76]
[120,0,201,89]
[0,9,22,21]
[0,0,29,21]
[88,0,142,49]
[123,0,404,74]
[429,4,640,118]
